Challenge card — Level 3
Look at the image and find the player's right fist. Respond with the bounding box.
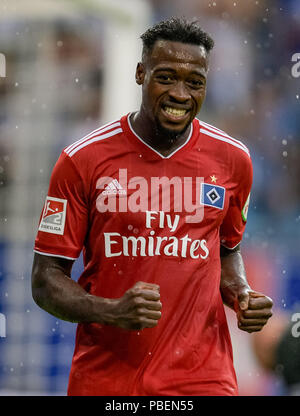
[108,281,162,330]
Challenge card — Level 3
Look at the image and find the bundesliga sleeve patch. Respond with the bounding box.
[201,183,225,210]
[241,193,250,222]
[38,196,67,235]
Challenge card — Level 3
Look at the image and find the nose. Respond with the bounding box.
[168,81,190,103]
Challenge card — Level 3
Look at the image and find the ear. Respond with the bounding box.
[135,62,145,85]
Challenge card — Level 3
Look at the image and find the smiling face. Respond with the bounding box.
[136,40,209,138]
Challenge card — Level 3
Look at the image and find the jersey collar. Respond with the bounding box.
[124,112,195,160]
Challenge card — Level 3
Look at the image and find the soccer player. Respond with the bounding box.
[32,18,273,396]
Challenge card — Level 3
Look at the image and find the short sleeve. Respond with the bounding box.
[219,152,253,249]
[34,151,88,259]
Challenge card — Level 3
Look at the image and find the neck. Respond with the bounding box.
[130,111,191,157]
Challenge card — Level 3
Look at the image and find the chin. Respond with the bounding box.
[155,119,191,140]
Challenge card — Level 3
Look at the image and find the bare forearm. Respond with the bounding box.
[31,254,162,330]
[32,265,115,324]
[220,246,251,310]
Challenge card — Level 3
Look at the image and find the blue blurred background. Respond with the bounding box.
[0,0,299,395]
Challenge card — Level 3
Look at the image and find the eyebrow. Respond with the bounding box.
[153,67,207,78]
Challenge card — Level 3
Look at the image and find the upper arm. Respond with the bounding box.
[31,252,74,290]
[34,151,88,260]
[220,243,240,258]
[220,152,253,250]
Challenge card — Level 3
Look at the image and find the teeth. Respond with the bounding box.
[164,106,187,117]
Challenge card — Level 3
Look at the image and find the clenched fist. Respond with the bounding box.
[235,290,273,333]
[108,281,162,330]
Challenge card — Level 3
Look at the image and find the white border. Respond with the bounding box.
[33,250,77,261]
[220,241,241,250]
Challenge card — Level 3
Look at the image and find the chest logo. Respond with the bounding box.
[201,183,225,210]
[101,179,126,196]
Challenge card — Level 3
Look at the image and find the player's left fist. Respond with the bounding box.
[234,289,273,333]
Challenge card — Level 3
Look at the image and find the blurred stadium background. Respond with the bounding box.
[0,0,299,395]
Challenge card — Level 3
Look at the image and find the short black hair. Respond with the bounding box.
[140,17,214,60]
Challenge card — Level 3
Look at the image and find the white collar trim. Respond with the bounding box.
[127,113,193,159]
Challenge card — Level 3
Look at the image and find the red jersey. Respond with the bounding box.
[34,114,252,396]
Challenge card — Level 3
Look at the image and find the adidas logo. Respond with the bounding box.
[102,179,127,196]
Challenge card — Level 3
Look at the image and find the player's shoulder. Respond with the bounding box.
[195,118,251,160]
[63,118,124,159]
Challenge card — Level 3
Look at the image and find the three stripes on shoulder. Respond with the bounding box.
[64,118,250,158]
[64,120,122,157]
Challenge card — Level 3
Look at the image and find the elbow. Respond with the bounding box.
[31,268,48,310]
[32,285,43,308]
